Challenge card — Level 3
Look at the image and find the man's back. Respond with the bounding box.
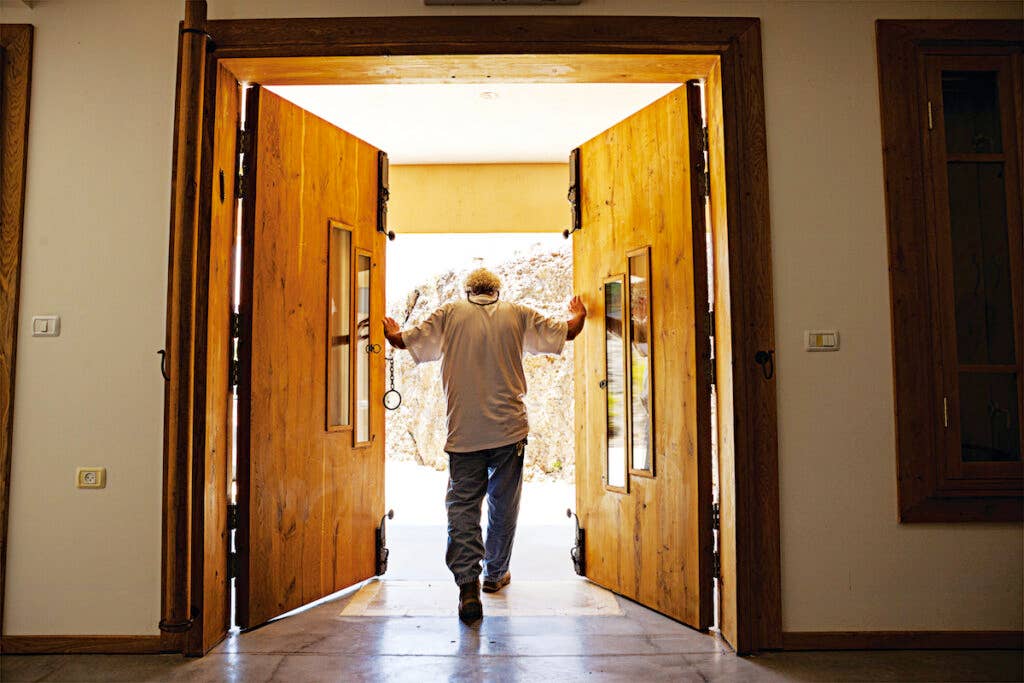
[403,297,566,453]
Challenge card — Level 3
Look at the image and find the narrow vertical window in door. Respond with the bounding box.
[327,222,353,430]
[604,275,629,492]
[628,247,654,476]
[355,250,373,445]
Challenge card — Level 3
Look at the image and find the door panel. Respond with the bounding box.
[573,82,712,629]
[237,87,386,629]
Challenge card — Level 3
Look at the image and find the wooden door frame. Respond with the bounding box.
[162,5,780,656]
[0,23,33,636]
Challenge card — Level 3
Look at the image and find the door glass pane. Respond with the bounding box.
[947,162,1014,364]
[628,249,653,473]
[355,252,372,443]
[942,71,1002,153]
[959,372,1021,462]
[327,225,351,428]
[604,278,627,490]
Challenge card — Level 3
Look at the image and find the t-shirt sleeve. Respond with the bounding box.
[522,305,568,356]
[402,306,447,364]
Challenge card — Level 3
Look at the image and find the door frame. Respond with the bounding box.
[162,4,780,656]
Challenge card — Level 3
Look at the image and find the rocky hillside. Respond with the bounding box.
[385,241,575,483]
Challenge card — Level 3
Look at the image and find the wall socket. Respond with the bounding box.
[76,467,106,489]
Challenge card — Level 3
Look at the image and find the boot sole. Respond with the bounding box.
[459,601,483,623]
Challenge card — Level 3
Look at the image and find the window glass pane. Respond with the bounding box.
[355,253,372,443]
[947,162,1015,364]
[942,70,1002,153]
[628,250,653,473]
[605,278,627,489]
[327,225,351,428]
[959,372,1021,462]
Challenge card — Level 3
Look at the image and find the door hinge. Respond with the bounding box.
[230,358,240,388]
[702,125,709,153]
[927,101,934,131]
[236,128,253,199]
[228,552,238,579]
[564,147,582,239]
[230,312,242,338]
[712,502,720,531]
[712,550,721,580]
[227,503,239,530]
[708,308,716,339]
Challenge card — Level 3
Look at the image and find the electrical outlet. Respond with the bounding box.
[76,467,106,489]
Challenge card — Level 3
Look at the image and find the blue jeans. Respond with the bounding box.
[445,439,526,586]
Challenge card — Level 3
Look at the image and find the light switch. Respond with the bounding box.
[76,467,106,489]
[32,315,60,337]
[805,329,840,351]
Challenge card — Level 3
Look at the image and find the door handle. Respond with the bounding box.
[366,343,382,354]
[754,349,774,380]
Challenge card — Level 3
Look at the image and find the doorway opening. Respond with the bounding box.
[165,24,780,656]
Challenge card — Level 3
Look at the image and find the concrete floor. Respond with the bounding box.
[4,470,1022,681]
[3,583,1022,682]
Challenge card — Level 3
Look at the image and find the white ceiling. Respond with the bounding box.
[267,83,682,165]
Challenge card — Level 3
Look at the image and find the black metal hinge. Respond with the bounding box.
[236,128,253,199]
[712,502,720,530]
[228,552,238,580]
[230,359,240,388]
[230,312,242,338]
[702,125,709,153]
[227,503,239,530]
[712,551,721,580]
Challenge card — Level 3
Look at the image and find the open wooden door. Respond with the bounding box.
[573,82,713,629]
[235,87,387,629]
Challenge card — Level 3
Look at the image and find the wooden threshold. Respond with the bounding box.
[782,630,1024,651]
[1,635,167,655]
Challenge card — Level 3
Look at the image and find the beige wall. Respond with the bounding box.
[3,0,1021,636]
[390,164,568,234]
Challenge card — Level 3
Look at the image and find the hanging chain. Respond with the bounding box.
[387,353,396,391]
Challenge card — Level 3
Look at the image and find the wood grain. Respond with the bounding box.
[0,635,166,655]
[0,22,31,636]
[220,53,717,86]
[574,85,711,630]
[160,0,208,644]
[187,62,239,655]
[237,88,385,628]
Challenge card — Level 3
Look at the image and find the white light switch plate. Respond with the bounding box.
[805,330,840,351]
[32,315,60,337]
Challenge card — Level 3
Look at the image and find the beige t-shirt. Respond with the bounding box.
[402,294,568,453]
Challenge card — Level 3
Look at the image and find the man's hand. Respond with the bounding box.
[566,295,587,341]
[383,317,406,349]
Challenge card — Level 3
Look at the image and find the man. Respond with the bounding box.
[383,267,586,623]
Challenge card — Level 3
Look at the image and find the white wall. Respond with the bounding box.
[2,0,1021,636]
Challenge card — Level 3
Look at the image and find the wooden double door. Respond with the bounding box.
[211,76,711,637]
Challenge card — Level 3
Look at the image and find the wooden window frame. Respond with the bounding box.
[602,274,630,494]
[352,248,374,449]
[877,20,1024,522]
[326,219,354,433]
[626,245,656,480]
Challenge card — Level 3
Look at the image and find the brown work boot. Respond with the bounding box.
[482,571,511,594]
[458,580,482,623]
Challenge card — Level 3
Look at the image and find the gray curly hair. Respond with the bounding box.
[464,268,501,295]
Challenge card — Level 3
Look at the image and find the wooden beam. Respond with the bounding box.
[159,0,207,652]
[0,22,33,638]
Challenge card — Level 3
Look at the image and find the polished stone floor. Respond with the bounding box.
[5,520,1023,681]
[4,575,1023,682]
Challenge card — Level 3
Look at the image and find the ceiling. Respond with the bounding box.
[267,83,682,165]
